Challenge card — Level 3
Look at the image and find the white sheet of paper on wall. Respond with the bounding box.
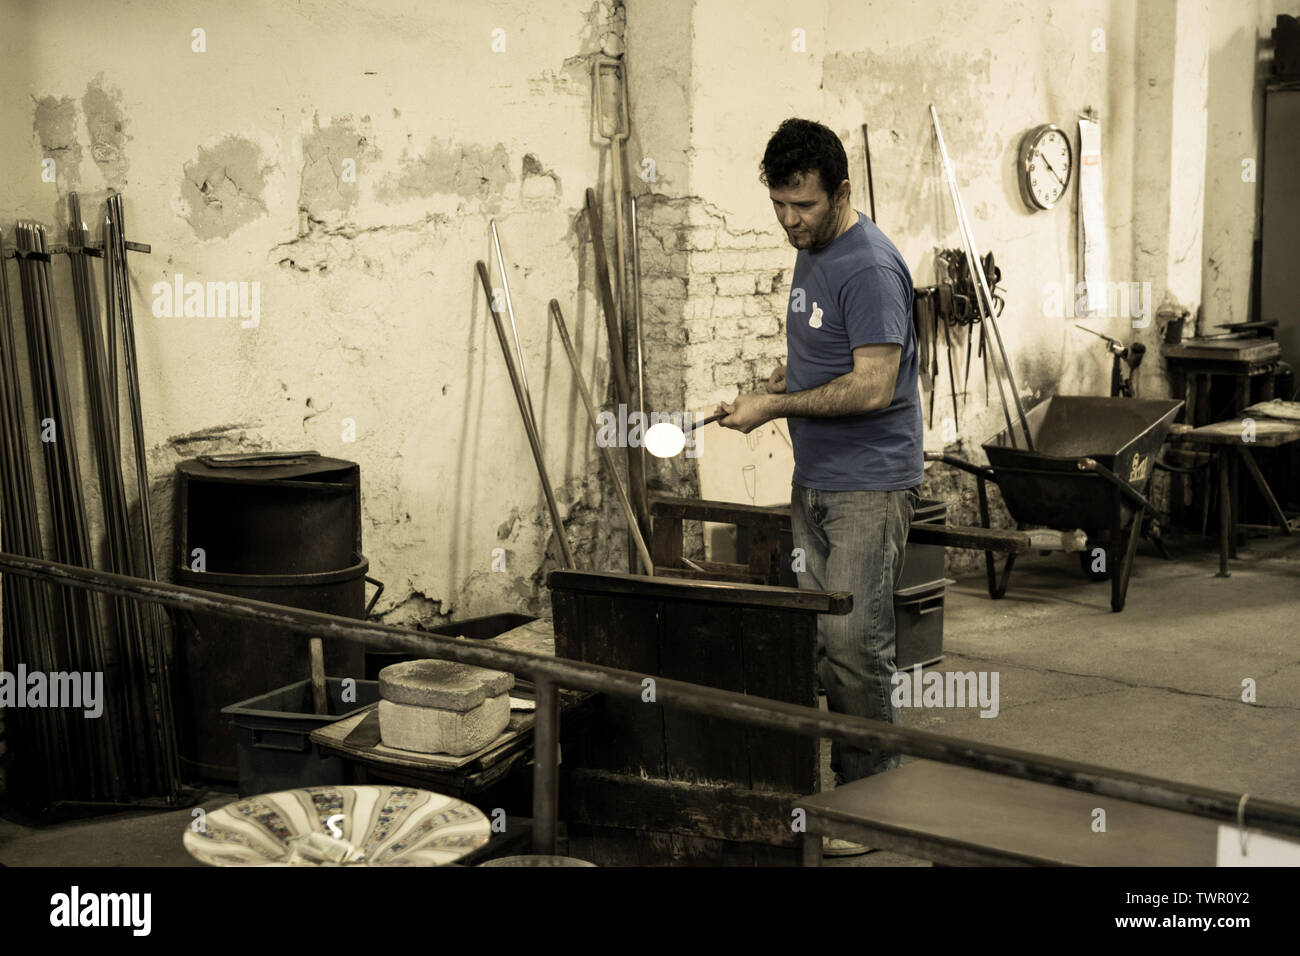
[694,418,795,562]
[1216,825,1300,866]
[1077,117,1108,317]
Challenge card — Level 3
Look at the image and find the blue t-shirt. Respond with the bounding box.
[784,212,922,490]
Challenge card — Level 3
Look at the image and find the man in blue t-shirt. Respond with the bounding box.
[718,119,922,840]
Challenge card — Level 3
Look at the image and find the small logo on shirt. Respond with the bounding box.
[809,302,823,328]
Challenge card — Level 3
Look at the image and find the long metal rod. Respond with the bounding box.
[629,197,648,519]
[929,126,1016,445]
[861,122,877,222]
[930,105,1035,451]
[489,220,536,430]
[531,677,559,855]
[476,261,576,569]
[549,299,654,575]
[4,550,1300,840]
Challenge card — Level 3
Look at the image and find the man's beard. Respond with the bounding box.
[786,205,841,250]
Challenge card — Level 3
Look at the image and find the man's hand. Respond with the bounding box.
[716,393,775,434]
[765,364,787,394]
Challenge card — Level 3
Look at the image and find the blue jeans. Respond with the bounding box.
[790,483,918,785]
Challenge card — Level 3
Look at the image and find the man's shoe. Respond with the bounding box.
[822,836,874,857]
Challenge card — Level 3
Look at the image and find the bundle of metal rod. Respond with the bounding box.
[0,229,71,804]
[101,193,183,797]
[930,105,1034,451]
[13,220,122,803]
[70,194,182,797]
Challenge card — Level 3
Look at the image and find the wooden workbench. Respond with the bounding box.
[1171,417,1300,575]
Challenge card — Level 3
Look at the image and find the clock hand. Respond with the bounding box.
[1038,150,1066,186]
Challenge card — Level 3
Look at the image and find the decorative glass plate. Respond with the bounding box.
[183,785,490,866]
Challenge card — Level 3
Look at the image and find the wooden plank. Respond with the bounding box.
[741,607,817,794]
[650,513,683,568]
[649,493,789,527]
[551,588,665,776]
[659,597,750,786]
[565,768,801,846]
[548,568,852,614]
[906,522,1032,553]
[800,760,1219,867]
[746,522,782,581]
[1178,417,1300,447]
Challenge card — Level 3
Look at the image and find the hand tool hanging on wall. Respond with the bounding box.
[930,105,1034,451]
[549,299,654,575]
[476,261,575,570]
[584,187,652,561]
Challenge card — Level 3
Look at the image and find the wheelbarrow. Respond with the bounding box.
[928,395,1184,612]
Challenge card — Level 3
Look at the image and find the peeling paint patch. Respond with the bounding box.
[520,153,561,204]
[300,114,378,218]
[181,136,271,238]
[82,76,130,187]
[380,590,448,628]
[377,138,511,205]
[33,95,82,188]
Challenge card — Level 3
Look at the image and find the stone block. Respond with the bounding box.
[379,694,510,756]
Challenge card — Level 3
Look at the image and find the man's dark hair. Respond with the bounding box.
[759,118,849,197]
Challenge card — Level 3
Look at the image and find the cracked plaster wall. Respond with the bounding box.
[1,0,631,627]
[0,0,1268,607]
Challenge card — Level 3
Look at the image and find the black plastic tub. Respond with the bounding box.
[222,678,380,797]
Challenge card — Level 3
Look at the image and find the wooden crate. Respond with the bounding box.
[548,570,850,866]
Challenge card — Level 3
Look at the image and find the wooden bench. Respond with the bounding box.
[648,494,1035,586]
[798,760,1219,866]
[1168,417,1300,576]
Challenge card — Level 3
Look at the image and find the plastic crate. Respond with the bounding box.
[895,579,952,670]
[221,678,380,797]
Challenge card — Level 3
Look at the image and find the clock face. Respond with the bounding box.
[1019,125,1073,210]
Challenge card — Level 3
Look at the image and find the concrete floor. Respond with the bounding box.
[2,531,1297,867]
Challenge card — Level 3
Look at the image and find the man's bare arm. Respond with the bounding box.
[767,343,901,417]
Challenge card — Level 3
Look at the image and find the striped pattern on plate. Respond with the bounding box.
[183,785,490,867]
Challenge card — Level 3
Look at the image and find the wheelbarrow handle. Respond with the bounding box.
[1074,458,1156,513]
[925,450,996,482]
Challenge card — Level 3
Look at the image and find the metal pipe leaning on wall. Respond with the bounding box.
[475,260,576,570]
[4,550,1300,846]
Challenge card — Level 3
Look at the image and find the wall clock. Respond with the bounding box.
[1018,124,1073,210]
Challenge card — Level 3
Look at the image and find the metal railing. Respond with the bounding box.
[3,550,1299,859]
